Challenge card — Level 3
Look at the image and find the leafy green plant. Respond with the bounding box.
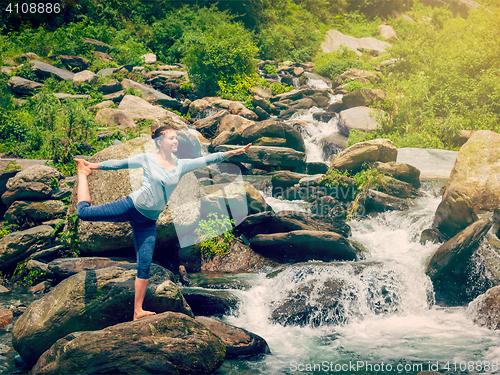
[321,169,351,188]
[314,47,372,80]
[194,213,236,259]
[218,72,263,102]
[0,224,11,239]
[5,161,21,172]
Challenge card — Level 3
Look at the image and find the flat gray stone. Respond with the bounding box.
[397,148,458,179]
[31,60,74,81]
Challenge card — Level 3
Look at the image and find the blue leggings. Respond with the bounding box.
[76,197,157,279]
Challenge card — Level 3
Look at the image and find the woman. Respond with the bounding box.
[74,124,251,320]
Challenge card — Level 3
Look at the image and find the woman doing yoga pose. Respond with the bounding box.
[74,124,251,320]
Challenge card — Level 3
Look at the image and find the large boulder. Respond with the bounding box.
[468,286,500,330]
[8,76,42,95]
[196,316,270,358]
[215,145,306,169]
[431,190,478,239]
[121,79,182,109]
[117,95,186,127]
[338,106,385,137]
[371,161,421,189]
[48,54,89,71]
[65,137,201,253]
[426,218,492,305]
[0,225,54,270]
[442,130,500,213]
[342,88,386,108]
[333,69,382,88]
[31,60,74,81]
[30,312,225,375]
[320,30,391,56]
[249,230,363,263]
[12,264,192,365]
[4,200,67,225]
[94,107,136,128]
[330,138,397,172]
[201,240,278,273]
[270,262,401,327]
[46,257,134,278]
[6,165,63,188]
[72,70,97,86]
[1,182,52,207]
[239,120,305,152]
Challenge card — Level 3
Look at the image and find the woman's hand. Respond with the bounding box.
[73,158,99,170]
[225,143,252,158]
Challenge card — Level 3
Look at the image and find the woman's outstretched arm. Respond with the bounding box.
[224,143,252,158]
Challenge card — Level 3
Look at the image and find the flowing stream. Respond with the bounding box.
[215,184,500,375]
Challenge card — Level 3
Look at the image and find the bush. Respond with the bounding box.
[314,47,372,80]
[183,21,258,94]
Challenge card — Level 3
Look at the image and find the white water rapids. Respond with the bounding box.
[216,186,500,375]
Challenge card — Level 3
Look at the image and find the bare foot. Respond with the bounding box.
[74,158,92,177]
[134,309,156,320]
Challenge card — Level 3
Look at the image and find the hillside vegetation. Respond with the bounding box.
[1,0,499,164]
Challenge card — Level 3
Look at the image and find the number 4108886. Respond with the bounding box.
[5,2,61,14]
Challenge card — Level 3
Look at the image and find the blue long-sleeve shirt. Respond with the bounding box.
[99,152,229,220]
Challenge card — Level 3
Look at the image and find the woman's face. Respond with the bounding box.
[156,129,178,153]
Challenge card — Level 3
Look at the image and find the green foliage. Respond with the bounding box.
[5,161,21,172]
[194,213,236,259]
[343,80,374,92]
[12,260,48,286]
[183,21,258,94]
[352,167,388,192]
[376,6,500,149]
[218,72,263,102]
[0,224,11,239]
[264,64,278,75]
[59,213,81,258]
[321,169,351,188]
[314,47,373,80]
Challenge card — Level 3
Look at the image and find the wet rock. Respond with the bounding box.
[420,228,448,245]
[338,106,385,137]
[254,106,271,120]
[12,264,192,365]
[0,225,53,269]
[426,218,492,306]
[270,263,401,327]
[194,110,229,137]
[4,200,67,225]
[31,60,74,81]
[468,285,500,330]
[270,170,309,194]
[239,120,305,152]
[216,144,306,169]
[201,240,278,273]
[361,189,410,213]
[196,316,270,358]
[442,130,500,213]
[381,176,418,199]
[249,230,362,263]
[181,288,239,316]
[432,190,478,240]
[371,161,421,189]
[30,312,225,375]
[8,76,42,96]
[330,138,397,173]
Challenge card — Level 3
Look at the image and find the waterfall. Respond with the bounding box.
[216,185,500,374]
